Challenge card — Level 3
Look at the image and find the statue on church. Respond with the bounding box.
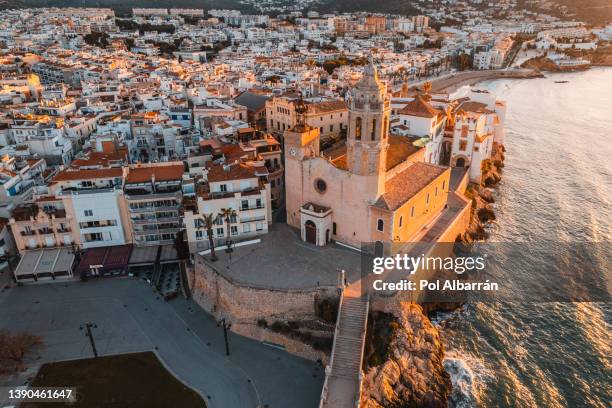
[294,92,308,130]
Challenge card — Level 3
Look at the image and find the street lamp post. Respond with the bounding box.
[82,322,98,358]
[217,318,231,356]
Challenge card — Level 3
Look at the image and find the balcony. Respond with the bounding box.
[240,204,265,211]
[130,216,179,225]
[125,189,181,201]
[129,204,180,213]
[240,215,266,223]
[134,226,182,235]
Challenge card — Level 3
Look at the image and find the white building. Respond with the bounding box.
[184,161,272,255]
[395,95,446,164]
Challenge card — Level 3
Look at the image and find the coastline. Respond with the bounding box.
[410,68,543,93]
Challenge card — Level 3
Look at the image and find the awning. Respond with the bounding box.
[77,245,132,276]
[128,246,158,266]
[14,248,75,280]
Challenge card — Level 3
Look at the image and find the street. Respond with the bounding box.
[0,275,324,408]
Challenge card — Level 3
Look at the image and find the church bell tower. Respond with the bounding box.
[346,58,390,197]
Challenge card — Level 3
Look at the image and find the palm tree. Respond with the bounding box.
[218,208,237,252]
[202,213,217,261]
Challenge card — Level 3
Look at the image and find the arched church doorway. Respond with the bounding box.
[305,221,317,245]
[456,157,466,167]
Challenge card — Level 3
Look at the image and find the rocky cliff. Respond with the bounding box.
[361,303,451,408]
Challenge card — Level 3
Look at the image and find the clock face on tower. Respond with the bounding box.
[289,147,297,157]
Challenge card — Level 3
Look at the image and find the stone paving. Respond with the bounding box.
[209,224,362,289]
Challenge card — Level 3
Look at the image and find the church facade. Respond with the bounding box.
[284,61,458,248]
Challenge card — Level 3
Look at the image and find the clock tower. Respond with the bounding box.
[284,96,321,228]
[283,96,320,161]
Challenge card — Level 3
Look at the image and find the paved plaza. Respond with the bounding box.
[0,273,324,408]
[208,224,363,289]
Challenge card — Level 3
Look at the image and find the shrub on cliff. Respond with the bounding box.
[315,298,339,324]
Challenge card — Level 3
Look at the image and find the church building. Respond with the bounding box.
[284,61,463,248]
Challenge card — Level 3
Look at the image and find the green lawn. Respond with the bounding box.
[23,352,206,408]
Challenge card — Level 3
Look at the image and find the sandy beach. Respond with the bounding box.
[410,69,543,93]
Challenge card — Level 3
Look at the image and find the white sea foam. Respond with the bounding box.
[444,351,492,408]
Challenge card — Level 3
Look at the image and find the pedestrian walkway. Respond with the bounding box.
[320,282,369,408]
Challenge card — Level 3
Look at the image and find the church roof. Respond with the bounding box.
[323,136,422,172]
[386,135,421,170]
[374,162,448,211]
[398,95,441,118]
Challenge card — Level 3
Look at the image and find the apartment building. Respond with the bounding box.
[123,163,184,247]
[9,199,73,252]
[50,167,131,249]
[266,96,348,141]
[184,161,271,255]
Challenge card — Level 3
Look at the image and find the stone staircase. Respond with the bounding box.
[320,284,369,408]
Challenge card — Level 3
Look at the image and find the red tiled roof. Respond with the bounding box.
[398,96,441,118]
[52,168,123,182]
[125,164,184,184]
[375,162,448,211]
[207,162,257,183]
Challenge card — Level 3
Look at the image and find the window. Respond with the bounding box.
[377,219,384,232]
[85,232,104,242]
[84,210,93,217]
[371,118,377,140]
[314,178,327,194]
[383,117,388,139]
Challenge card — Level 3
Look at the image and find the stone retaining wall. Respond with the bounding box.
[190,255,340,322]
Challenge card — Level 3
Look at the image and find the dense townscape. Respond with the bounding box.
[0,2,610,407]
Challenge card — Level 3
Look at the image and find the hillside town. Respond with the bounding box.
[0,2,610,408]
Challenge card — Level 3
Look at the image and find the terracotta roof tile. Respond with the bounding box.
[375,162,448,211]
[52,168,123,182]
[207,162,257,183]
[398,96,441,118]
[125,164,184,184]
